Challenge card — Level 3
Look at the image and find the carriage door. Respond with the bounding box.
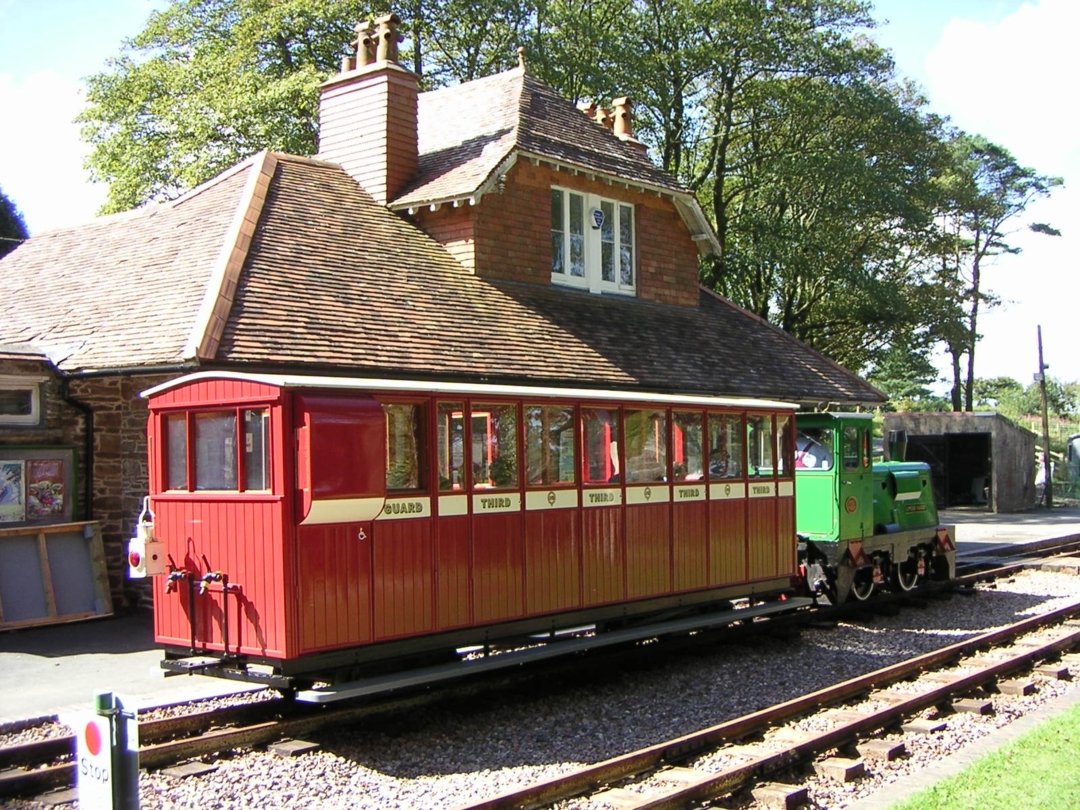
[837,422,872,541]
[294,394,386,652]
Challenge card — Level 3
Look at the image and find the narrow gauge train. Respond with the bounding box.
[794,412,955,604]
[132,372,805,696]
[129,374,955,696]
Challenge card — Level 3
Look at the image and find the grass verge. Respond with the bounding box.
[889,697,1080,809]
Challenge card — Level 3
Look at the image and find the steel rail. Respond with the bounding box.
[460,599,1080,809]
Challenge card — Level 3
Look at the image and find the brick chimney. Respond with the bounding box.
[317,14,418,205]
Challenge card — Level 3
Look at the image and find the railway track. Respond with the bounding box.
[2,543,1077,804]
[460,600,1080,809]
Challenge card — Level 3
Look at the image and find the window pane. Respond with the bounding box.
[708,413,743,478]
[194,412,237,490]
[582,408,618,484]
[796,427,834,471]
[0,388,33,416]
[600,200,615,282]
[525,404,576,486]
[243,409,269,490]
[619,204,634,287]
[672,411,704,480]
[165,414,188,490]
[569,192,585,277]
[437,402,465,491]
[747,414,774,477]
[624,409,667,482]
[776,414,793,477]
[385,403,422,490]
[550,190,565,275]
[472,403,518,489]
[843,426,860,470]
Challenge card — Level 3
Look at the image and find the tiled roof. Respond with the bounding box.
[215,155,882,404]
[0,163,255,372]
[393,68,688,210]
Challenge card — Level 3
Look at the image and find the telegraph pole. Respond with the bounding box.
[1037,326,1053,508]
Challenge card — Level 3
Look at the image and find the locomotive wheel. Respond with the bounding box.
[894,558,921,592]
[850,570,875,601]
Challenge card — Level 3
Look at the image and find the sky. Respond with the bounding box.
[0,0,1076,388]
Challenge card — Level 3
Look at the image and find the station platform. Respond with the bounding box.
[2,504,1079,725]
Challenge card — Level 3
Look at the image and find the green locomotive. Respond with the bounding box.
[795,412,956,603]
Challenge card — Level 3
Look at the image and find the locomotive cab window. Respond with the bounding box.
[795,427,834,471]
[842,426,869,470]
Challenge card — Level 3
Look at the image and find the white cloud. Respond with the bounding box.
[922,0,1078,384]
[0,71,107,234]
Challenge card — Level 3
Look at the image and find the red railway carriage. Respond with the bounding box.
[139,372,799,689]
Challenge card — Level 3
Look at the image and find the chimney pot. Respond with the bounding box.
[375,13,402,63]
[612,96,633,139]
[594,106,612,129]
[355,20,375,67]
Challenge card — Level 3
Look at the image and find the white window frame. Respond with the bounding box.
[0,375,45,427]
[551,186,636,295]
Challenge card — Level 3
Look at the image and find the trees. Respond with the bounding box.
[79,0,364,213]
[932,134,1062,411]
[77,1,1061,399]
[0,186,29,259]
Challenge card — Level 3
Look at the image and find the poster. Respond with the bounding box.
[0,460,25,523]
[26,459,65,521]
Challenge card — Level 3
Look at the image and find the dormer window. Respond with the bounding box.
[551,187,635,295]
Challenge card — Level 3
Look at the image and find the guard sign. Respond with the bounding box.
[75,714,114,807]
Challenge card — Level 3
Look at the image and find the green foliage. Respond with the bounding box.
[79,0,368,212]
[77,0,1063,393]
[0,185,29,258]
[930,133,1063,410]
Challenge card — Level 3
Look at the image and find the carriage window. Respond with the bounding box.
[384,403,422,490]
[776,414,794,477]
[526,404,576,486]
[437,401,465,491]
[194,412,237,490]
[243,409,270,490]
[747,414,774,477]
[165,414,188,490]
[708,413,743,479]
[582,408,619,484]
[672,411,704,481]
[624,409,667,483]
[472,403,518,489]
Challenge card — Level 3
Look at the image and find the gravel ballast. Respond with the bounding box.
[7,569,1080,809]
